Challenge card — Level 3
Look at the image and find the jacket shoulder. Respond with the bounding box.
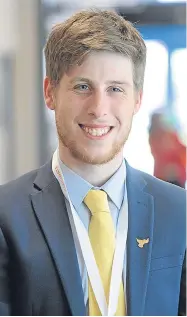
[0,168,39,216]
[127,163,186,210]
[140,170,186,201]
[0,169,38,195]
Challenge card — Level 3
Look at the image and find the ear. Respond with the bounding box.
[44,77,55,110]
[134,90,143,115]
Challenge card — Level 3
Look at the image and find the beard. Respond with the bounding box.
[55,115,132,165]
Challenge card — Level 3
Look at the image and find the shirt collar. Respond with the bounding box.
[102,162,126,209]
[59,159,126,211]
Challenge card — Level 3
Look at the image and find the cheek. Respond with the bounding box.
[62,95,84,116]
[115,106,135,129]
[56,104,84,131]
[114,101,131,118]
[56,98,73,117]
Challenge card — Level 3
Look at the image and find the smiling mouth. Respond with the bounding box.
[79,124,113,137]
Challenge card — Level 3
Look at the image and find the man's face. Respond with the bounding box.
[44,51,142,165]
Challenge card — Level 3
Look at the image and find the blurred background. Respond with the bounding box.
[0,0,186,187]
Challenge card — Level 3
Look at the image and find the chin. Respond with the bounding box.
[59,132,124,165]
[71,148,120,165]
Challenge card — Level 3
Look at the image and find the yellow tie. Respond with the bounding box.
[84,190,125,316]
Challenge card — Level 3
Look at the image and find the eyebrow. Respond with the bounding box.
[106,80,131,86]
[70,77,131,86]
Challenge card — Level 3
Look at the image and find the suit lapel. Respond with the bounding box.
[126,164,154,316]
[30,161,86,316]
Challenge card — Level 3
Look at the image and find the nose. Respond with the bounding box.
[87,91,108,118]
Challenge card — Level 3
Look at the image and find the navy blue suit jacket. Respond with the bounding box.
[0,160,186,315]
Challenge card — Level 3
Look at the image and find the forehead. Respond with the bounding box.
[64,51,134,84]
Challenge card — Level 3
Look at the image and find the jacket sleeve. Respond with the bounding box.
[0,228,10,316]
[178,252,186,316]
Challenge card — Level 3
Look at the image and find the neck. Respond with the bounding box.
[58,145,124,187]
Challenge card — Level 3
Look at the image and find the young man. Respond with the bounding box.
[0,9,186,316]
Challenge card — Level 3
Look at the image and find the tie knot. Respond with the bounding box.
[84,189,109,215]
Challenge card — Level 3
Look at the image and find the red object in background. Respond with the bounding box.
[149,127,186,187]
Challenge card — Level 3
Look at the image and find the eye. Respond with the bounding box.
[74,84,89,91]
[109,86,123,93]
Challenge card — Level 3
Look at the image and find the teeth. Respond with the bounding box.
[81,126,110,136]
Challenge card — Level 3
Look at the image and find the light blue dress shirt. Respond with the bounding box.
[59,159,127,306]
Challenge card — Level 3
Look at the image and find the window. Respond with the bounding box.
[124,40,169,174]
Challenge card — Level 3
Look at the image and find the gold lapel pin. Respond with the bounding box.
[136,238,149,248]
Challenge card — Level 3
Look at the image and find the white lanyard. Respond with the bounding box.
[52,149,128,316]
